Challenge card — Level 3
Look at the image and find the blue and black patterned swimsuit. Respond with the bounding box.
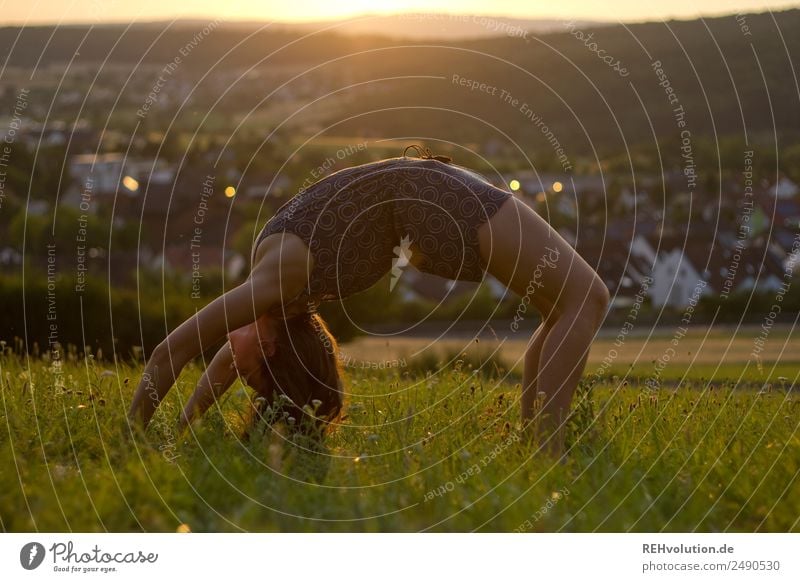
[255,149,512,304]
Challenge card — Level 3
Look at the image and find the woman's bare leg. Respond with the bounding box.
[478,196,610,455]
[178,342,238,431]
[520,316,554,422]
[128,232,312,428]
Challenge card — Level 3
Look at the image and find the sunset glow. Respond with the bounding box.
[1,0,798,25]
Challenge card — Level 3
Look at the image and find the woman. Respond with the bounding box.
[176,311,343,436]
[129,145,610,454]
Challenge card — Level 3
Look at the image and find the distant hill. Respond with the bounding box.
[271,13,608,40]
[1,10,799,161]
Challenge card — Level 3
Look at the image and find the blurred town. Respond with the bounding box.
[2,10,800,352]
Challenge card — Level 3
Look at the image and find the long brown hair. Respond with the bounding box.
[246,312,343,438]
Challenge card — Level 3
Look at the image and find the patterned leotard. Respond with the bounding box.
[255,150,513,306]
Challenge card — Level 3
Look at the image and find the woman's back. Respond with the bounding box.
[256,155,511,302]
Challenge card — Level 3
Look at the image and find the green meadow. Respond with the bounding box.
[1,330,798,532]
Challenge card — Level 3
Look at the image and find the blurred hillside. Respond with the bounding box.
[1,10,799,156]
[2,10,800,357]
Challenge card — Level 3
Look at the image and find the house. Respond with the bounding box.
[0,247,22,266]
[395,268,508,304]
[25,199,49,216]
[761,198,800,230]
[10,120,98,151]
[69,153,128,195]
[242,174,292,199]
[644,239,714,308]
[774,176,799,199]
[504,172,604,197]
[574,235,654,309]
[153,244,245,280]
[125,159,176,186]
[635,233,786,308]
[619,186,637,211]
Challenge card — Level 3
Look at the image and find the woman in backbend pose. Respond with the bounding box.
[128,146,610,453]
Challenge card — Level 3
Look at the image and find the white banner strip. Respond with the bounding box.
[1,533,797,581]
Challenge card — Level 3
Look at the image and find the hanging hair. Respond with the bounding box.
[245,312,343,438]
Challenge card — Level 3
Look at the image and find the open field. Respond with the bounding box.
[1,328,798,532]
[343,323,800,383]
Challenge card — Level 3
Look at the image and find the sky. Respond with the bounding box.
[0,0,798,25]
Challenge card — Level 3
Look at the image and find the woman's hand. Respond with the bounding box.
[127,232,312,428]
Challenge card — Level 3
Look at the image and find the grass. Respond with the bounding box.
[0,343,798,532]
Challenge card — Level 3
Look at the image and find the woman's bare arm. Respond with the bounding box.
[178,342,238,432]
[128,278,269,428]
[127,233,311,428]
